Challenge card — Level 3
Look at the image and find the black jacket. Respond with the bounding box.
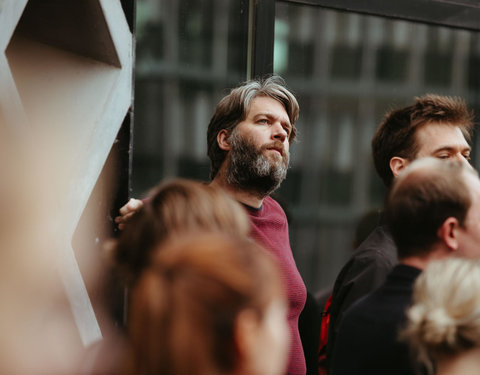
[326,225,397,372]
[331,264,423,375]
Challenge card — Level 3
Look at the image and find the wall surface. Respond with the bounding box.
[0,1,133,368]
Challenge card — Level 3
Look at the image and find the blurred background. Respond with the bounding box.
[133,0,480,295]
[1,2,479,371]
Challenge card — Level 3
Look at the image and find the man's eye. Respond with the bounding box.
[464,154,472,161]
[258,119,268,124]
[437,155,450,159]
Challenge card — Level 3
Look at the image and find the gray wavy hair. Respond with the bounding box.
[206,75,299,179]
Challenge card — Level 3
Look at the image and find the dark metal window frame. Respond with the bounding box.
[249,0,275,79]
[250,0,480,78]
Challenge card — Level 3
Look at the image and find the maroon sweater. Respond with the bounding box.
[245,196,307,375]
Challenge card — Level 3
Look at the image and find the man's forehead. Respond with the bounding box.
[249,96,278,107]
[415,123,469,149]
[247,97,289,119]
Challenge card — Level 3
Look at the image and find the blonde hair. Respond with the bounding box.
[402,258,480,374]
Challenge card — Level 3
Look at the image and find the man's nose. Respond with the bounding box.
[272,122,287,142]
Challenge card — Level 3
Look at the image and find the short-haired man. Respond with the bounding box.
[326,94,474,370]
[331,158,480,374]
[117,76,307,374]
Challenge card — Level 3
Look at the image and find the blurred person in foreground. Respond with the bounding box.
[325,94,475,371]
[0,131,94,374]
[85,178,252,374]
[124,232,290,375]
[331,158,480,375]
[116,76,308,374]
[402,257,480,375]
[111,178,250,285]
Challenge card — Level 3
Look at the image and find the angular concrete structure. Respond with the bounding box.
[0,0,133,346]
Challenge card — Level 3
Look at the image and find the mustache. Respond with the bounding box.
[261,141,286,156]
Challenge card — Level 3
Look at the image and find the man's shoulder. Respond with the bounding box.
[348,265,418,315]
[259,196,289,220]
[342,292,374,319]
[330,225,398,313]
[339,226,396,277]
[355,225,396,258]
[341,279,397,326]
[264,195,283,210]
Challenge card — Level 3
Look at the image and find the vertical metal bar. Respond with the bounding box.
[112,0,136,327]
[249,0,275,79]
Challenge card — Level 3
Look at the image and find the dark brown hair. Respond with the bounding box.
[372,94,474,187]
[207,75,299,179]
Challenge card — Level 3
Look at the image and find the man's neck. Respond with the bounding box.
[210,175,265,209]
[437,347,480,375]
[399,245,452,270]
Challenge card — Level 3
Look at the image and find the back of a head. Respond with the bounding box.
[386,158,472,259]
[372,94,474,187]
[113,178,251,283]
[402,257,480,373]
[126,232,284,375]
[206,75,299,179]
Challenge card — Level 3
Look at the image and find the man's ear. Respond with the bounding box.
[437,217,460,251]
[390,156,409,178]
[217,129,231,151]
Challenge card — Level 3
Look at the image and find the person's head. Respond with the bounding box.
[385,158,480,261]
[113,178,251,283]
[126,233,290,375]
[402,257,480,374]
[372,94,474,187]
[207,76,299,197]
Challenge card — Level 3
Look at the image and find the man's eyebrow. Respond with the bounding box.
[433,145,472,152]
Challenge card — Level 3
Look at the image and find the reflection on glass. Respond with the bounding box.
[132,0,480,293]
[134,0,248,194]
[274,3,480,291]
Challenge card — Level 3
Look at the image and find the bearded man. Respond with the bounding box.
[117,76,307,375]
[208,76,306,375]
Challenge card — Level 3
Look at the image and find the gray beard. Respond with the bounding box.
[225,131,289,198]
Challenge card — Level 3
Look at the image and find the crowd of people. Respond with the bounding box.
[324,93,475,374]
[92,76,480,375]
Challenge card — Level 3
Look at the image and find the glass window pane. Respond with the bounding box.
[134,0,249,195]
[274,3,480,292]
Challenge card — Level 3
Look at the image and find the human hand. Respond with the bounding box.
[114,198,143,230]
